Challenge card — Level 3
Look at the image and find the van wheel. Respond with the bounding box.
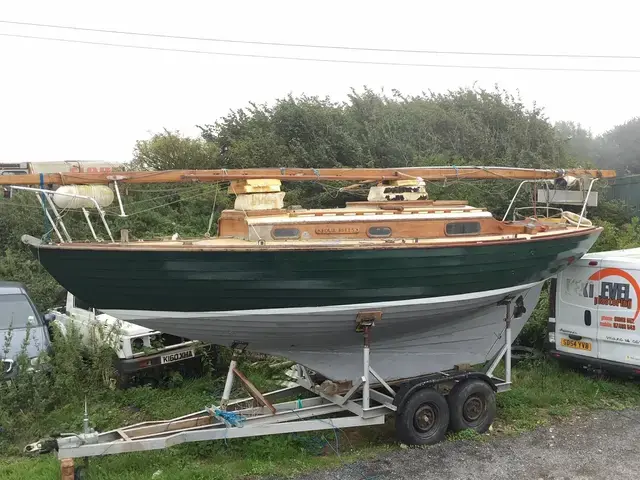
[447,379,496,433]
[395,388,449,445]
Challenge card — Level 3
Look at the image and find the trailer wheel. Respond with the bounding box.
[74,465,87,480]
[447,379,496,433]
[395,387,449,445]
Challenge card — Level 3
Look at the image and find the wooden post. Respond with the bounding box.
[61,458,74,480]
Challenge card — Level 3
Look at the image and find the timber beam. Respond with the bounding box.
[0,167,616,186]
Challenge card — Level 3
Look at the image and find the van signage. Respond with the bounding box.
[587,268,640,322]
[593,282,632,309]
[572,276,633,309]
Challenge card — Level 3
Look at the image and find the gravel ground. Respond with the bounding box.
[295,409,640,480]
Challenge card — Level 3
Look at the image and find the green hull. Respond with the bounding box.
[29,230,600,312]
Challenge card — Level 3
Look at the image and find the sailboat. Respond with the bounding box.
[5,166,613,382]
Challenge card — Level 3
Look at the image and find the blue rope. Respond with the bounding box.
[213,408,245,427]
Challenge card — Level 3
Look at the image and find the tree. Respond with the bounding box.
[200,87,571,170]
[595,117,640,175]
[554,120,597,165]
[132,129,220,171]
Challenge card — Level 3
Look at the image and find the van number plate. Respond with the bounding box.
[161,349,195,364]
[560,338,592,351]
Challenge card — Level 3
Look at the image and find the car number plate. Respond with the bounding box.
[161,349,195,364]
[560,338,592,351]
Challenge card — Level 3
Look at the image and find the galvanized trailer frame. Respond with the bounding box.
[26,301,516,465]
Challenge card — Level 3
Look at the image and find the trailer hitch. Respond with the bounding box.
[24,437,58,455]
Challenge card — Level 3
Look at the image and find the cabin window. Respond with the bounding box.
[367,226,392,238]
[445,221,481,236]
[271,227,301,239]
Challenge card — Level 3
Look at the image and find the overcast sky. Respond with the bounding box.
[1,0,639,163]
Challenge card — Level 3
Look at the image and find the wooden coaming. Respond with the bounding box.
[218,206,544,241]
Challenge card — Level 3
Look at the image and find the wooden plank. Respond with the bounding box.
[0,167,616,185]
[233,367,277,415]
[124,414,214,439]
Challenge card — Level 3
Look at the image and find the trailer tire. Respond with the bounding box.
[74,465,87,480]
[395,387,449,445]
[447,379,496,433]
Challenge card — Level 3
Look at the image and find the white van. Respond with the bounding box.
[548,247,640,376]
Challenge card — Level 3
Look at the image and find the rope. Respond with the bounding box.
[205,183,219,237]
[210,408,246,427]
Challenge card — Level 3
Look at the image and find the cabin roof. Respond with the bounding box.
[247,210,493,226]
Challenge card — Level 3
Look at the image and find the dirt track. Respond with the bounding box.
[295,409,640,480]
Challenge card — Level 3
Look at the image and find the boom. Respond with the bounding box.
[0,166,616,185]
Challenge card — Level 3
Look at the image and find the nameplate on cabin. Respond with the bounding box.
[315,227,360,234]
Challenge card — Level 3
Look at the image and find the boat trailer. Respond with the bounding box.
[25,301,518,479]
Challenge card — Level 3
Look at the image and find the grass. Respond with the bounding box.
[2,359,640,479]
[496,360,640,431]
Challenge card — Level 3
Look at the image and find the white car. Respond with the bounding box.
[51,292,214,386]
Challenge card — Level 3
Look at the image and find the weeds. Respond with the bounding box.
[497,359,640,431]
[0,319,130,453]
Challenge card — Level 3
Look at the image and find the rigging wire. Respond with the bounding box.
[205,183,219,237]
[2,19,640,61]
[3,32,640,72]
[124,186,217,217]
[0,199,52,210]
[102,183,208,213]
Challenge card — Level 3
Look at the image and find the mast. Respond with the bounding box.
[0,166,616,185]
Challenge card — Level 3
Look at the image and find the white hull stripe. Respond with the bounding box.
[106,280,544,319]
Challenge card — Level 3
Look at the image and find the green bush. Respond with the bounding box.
[516,285,550,350]
[0,321,117,452]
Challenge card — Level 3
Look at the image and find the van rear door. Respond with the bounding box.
[555,261,599,358]
[595,258,640,365]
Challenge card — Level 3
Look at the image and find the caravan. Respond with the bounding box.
[548,247,640,376]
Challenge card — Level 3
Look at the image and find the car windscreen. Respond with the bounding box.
[0,294,38,329]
